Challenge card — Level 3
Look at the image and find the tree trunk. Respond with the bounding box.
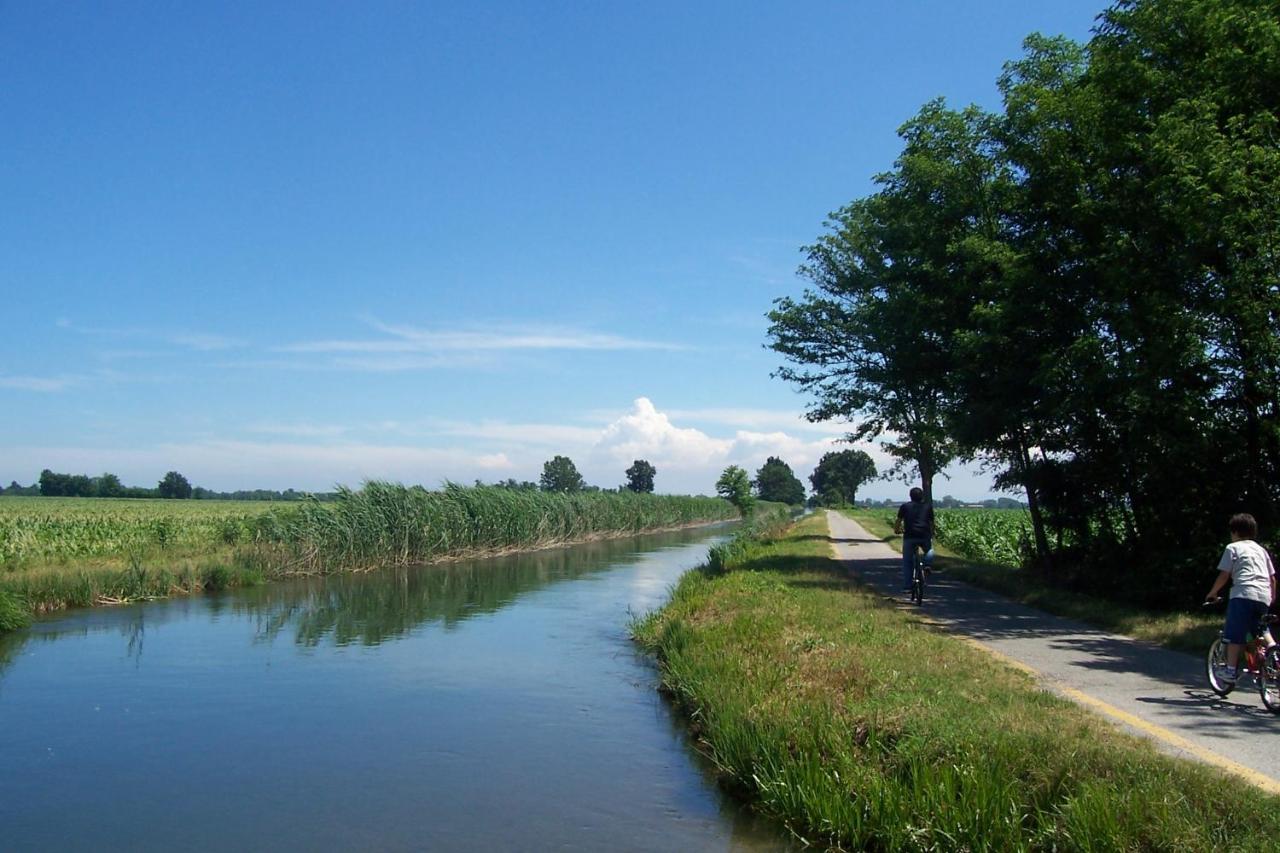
[1016,432,1052,571]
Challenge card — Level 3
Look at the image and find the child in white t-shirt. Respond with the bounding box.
[1205,513,1277,682]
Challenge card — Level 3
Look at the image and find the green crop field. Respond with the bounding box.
[862,506,1032,568]
[0,496,282,568]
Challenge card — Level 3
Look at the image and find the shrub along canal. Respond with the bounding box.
[0,525,794,851]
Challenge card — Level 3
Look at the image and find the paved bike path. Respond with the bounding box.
[824,510,1280,793]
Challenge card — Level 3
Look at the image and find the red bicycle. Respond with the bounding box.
[1204,599,1280,714]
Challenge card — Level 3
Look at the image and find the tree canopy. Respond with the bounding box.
[157,471,193,500]
[809,450,877,507]
[625,459,656,493]
[769,0,1280,605]
[539,455,586,493]
[715,465,754,514]
[753,457,806,505]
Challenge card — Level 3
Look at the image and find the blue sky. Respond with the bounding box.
[2,1,1103,498]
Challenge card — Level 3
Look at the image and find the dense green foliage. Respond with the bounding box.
[539,455,586,493]
[635,513,1280,850]
[752,457,805,505]
[714,465,754,514]
[156,470,193,500]
[769,0,1280,606]
[809,449,877,507]
[261,482,737,572]
[11,469,332,501]
[625,459,656,493]
[705,502,793,574]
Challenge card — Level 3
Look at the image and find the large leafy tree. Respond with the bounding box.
[624,459,656,493]
[809,450,877,507]
[715,465,754,514]
[767,101,1009,501]
[157,471,192,499]
[539,455,585,493]
[753,457,806,505]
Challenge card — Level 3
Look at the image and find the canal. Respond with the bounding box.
[0,526,794,851]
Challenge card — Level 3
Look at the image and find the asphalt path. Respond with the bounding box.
[825,510,1280,793]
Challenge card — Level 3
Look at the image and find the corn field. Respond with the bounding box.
[865,507,1032,568]
[0,497,274,568]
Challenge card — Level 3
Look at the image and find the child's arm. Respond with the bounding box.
[1206,570,1232,602]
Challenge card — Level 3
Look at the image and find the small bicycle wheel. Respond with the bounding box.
[1260,647,1280,714]
[1206,637,1235,697]
[911,563,924,606]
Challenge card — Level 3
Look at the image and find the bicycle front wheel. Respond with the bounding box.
[1206,637,1235,697]
[1260,647,1280,714]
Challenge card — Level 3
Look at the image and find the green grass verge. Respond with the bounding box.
[634,512,1277,851]
[844,509,1221,654]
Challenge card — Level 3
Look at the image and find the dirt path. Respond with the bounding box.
[825,510,1280,793]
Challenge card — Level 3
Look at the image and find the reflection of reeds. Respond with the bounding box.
[0,484,737,627]
[241,532,675,647]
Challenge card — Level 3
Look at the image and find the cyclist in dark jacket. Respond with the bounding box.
[894,487,935,593]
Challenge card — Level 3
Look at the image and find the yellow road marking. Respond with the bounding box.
[955,635,1280,797]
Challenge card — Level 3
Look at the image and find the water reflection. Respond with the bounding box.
[239,534,663,648]
[0,523,800,851]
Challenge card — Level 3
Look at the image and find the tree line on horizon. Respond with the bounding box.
[0,469,338,502]
[767,0,1279,606]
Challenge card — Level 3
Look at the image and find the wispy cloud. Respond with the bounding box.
[277,317,688,356]
[57,319,246,351]
[246,423,353,438]
[0,374,76,392]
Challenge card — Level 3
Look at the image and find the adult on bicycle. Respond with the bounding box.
[1204,512,1276,683]
[894,487,935,596]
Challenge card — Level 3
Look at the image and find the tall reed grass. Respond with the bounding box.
[0,483,738,627]
[253,482,738,572]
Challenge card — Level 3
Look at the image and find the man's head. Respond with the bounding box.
[1229,512,1258,540]
[909,487,923,502]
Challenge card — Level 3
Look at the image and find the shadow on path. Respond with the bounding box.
[823,510,1280,776]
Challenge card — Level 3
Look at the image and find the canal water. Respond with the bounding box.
[0,527,795,851]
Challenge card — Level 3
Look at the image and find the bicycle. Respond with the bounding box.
[909,543,927,606]
[1203,598,1280,714]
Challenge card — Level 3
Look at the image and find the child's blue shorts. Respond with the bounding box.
[1224,597,1269,644]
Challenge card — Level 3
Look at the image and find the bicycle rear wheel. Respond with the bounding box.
[911,557,924,606]
[1206,637,1235,697]
[1260,647,1280,714]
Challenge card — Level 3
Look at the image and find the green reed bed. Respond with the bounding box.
[260,482,739,572]
[0,484,738,628]
[633,512,1277,851]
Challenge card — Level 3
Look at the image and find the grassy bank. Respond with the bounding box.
[634,512,1277,850]
[0,484,739,630]
[846,509,1220,653]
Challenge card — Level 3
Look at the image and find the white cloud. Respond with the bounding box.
[593,398,733,467]
[3,399,1008,499]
